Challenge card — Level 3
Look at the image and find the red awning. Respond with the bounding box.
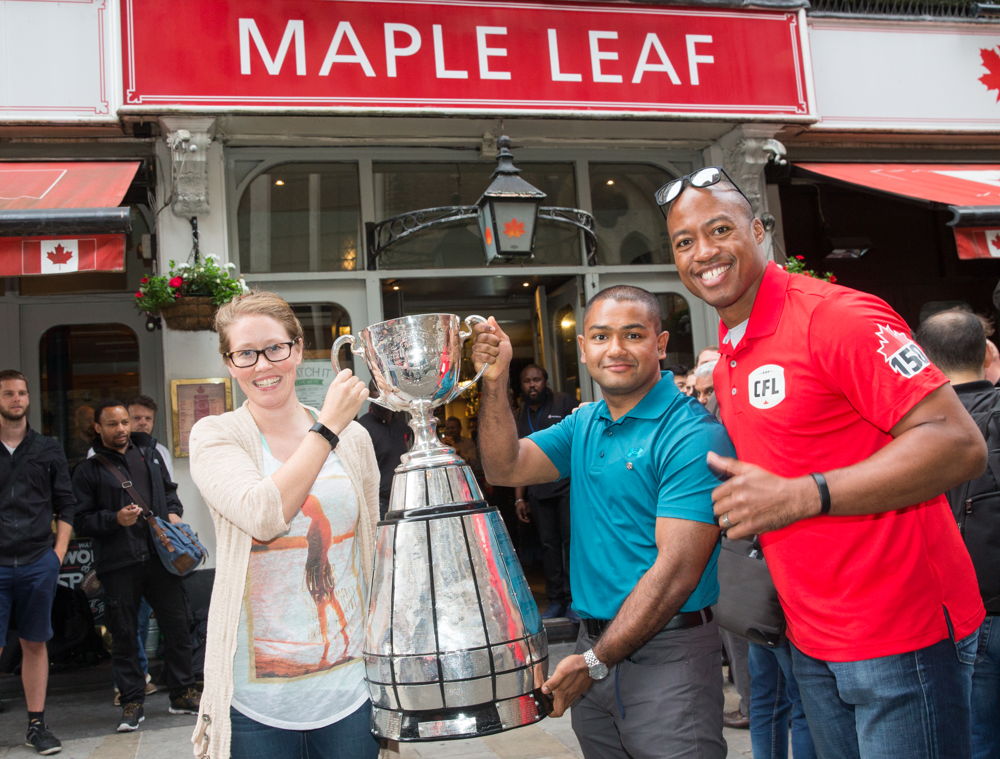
[0,161,140,275]
[0,161,140,210]
[793,163,1000,261]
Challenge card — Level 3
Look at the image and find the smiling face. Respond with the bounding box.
[577,297,668,410]
[667,185,768,328]
[223,314,303,410]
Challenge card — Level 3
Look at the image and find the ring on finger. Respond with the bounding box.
[720,513,732,529]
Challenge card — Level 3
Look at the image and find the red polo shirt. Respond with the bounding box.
[715,262,984,661]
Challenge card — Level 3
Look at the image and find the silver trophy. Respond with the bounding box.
[333,313,549,741]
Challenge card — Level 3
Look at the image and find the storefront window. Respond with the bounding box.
[589,164,674,266]
[553,304,580,401]
[237,163,361,273]
[373,162,579,269]
[290,303,354,407]
[38,324,140,467]
[659,292,694,369]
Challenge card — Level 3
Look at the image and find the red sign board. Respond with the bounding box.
[121,0,812,118]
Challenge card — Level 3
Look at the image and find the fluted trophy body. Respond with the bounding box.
[333,314,549,741]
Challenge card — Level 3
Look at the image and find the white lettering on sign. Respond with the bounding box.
[748,364,786,410]
[632,33,681,85]
[548,29,582,82]
[239,19,306,76]
[385,23,421,78]
[476,26,510,80]
[686,34,714,86]
[237,18,719,87]
[589,31,622,84]
[319,21,376,77]
[434,24,468,79]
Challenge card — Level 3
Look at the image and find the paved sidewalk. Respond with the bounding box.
[1,642,752,758]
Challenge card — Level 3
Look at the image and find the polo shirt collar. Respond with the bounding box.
[719,261,789,356]
[595,371,676,422]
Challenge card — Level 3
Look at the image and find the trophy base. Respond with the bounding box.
[371,689,550,741]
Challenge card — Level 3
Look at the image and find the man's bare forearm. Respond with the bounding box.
[477,375,521,484]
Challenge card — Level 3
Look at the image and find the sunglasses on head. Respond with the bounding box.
[654,167,754,212]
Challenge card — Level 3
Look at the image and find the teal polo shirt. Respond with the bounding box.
[529,372,735,620]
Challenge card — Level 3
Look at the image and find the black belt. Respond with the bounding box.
[581,607,713,638]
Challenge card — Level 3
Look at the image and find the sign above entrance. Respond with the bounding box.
[121,0,813,119]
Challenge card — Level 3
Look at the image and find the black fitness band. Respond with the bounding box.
[309,422,340,450]
[809,472,832,515]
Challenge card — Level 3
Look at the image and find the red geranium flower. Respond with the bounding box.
[829,275,838,283]
[140,277,149,284]
[795,255,805,261]
[135,291,144,298]
[168,276,184,288]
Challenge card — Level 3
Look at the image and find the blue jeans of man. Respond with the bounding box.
[748,641,816,759]
[790,633,977,759]
[972,615,1000,759]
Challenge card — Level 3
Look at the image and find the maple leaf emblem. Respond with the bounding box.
[503,218,526,238]
[46,244,74,266]
[991,232,1000,253]
[874,323,911,364]
[484,227,493,246]
[979,46,1000,102]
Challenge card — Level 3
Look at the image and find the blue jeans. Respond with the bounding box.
[230,701,379,759]
[790,633,977,759]
[972,616,1000,759]
[136,597,152,675]
[748,642,816,759]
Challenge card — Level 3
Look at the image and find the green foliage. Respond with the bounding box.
[781,255,837,283]
[134,256,248,313]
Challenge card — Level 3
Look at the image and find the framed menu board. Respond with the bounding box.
[170,378,233,457]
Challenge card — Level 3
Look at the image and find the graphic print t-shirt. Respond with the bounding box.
[231,443,367,729]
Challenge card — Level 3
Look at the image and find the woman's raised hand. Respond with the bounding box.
[319,368,369,434]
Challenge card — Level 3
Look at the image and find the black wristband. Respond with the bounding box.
[309,422,340,450]
[809,472,832,515]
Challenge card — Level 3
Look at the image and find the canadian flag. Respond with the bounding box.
[953,228,1000,260]
[0,234,125,276]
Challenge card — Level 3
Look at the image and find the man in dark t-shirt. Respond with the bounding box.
[358,402,411,519]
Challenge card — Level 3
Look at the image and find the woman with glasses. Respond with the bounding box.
[187,291,382,759]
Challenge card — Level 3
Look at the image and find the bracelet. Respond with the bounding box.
[309,422,340,450]
[809,472,832,515]
[515,498,527,504]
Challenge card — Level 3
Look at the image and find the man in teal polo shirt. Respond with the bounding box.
[472,285,733,759]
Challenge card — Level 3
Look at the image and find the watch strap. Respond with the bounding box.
[309,422,340,449]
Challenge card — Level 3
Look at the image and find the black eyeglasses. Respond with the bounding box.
[654,167,753,212]
[224,339,299,368]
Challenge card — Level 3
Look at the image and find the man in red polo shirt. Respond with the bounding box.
[660,167,986,758]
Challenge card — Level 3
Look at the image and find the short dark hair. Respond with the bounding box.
[584,285,662,334]
[0,369,27,386]
[94,399,128,425]
[519,363,548,382]
[127,394,157,413]
[915,309,985,374]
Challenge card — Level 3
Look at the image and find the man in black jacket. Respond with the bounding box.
[0,370,75,755]
[72,400,199,733]
[916,308,999,759]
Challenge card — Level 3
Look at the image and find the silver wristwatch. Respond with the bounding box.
[583,648,609,681]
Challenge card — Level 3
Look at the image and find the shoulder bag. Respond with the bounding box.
[715,535,785,647]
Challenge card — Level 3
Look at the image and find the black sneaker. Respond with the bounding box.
[168,687,200,715]
[117,702,144,732]
[25,722,62,755]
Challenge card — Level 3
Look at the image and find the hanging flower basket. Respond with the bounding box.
[159,296,218,331]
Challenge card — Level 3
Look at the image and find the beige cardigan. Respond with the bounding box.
[188,403,380,759]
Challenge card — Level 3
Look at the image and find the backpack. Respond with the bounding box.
[946,389,1000,613]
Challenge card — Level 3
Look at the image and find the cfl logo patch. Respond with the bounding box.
[748,364,786,409]
[875,324,930,379]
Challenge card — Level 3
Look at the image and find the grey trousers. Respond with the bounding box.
[720,628,751,717]
[571,620,727,759]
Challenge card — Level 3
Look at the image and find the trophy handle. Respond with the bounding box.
[446,314,489,402]
[332,334,395,411]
